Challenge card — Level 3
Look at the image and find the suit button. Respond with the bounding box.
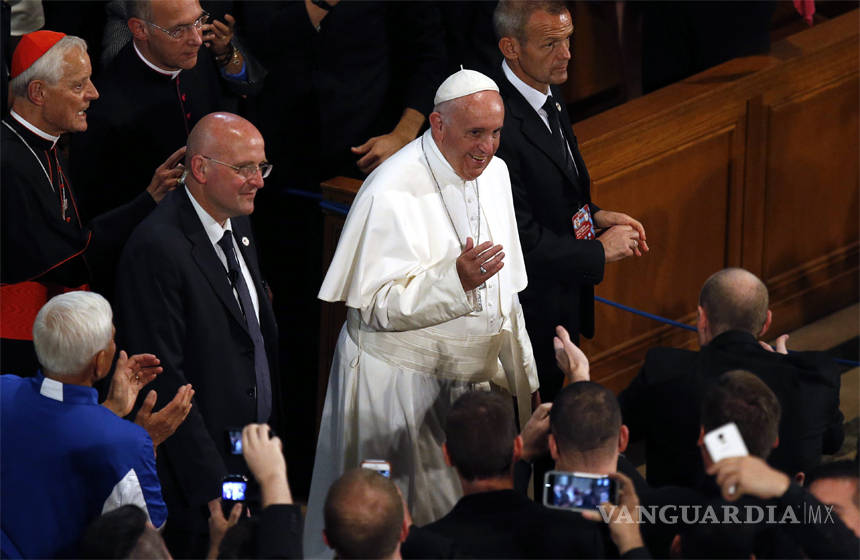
[247,387,256,398]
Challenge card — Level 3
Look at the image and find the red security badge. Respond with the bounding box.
[572,204,595,240]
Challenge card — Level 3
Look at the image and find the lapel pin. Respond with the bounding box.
[241,236,250,247]
[555,102,562,112]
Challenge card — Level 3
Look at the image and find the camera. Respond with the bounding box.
[543,471,616,512]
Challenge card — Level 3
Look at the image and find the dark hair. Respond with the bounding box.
[493,0,569,42]
[79,505,148,559]
[550,381,621,457]
[699,268,769,337]
[806,460,859,485]
[700,370,781,459]
[444,391,517,481]
[679,523,758,559]
[324,469,403,559]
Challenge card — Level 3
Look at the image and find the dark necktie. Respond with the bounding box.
[542,97,577,177]
[218,230,272,422]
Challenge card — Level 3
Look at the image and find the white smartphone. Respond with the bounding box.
[360,459,392,478]
[703,422,749,463]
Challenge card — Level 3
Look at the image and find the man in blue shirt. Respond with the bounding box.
[1,292,169,558]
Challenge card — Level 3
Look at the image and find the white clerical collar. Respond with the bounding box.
[133,41,182,79]
[423,129,476,189]
[502,59,550,115]
[9,109,59,147]
[185,186,232,245]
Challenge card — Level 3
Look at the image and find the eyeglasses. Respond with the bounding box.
[200,155,273,179]
[146,11,209,40]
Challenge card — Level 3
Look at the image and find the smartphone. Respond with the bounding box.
[226,429,242,455]
[543,471,616,512]
[703,422,749,463]
[360,459,392,479]
[221,474,248,517]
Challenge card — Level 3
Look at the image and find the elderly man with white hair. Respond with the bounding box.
[1,30,182,375]
[304,69,539,557]
[0,291,192,559]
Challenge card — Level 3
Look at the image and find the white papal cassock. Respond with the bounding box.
[303,128,539,558]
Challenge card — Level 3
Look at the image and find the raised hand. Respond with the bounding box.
[456,237,504,292]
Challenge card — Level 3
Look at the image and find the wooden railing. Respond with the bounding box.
[317,10,859,410]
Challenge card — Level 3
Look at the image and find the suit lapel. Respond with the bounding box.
[231,218,265,299]
[177,192,248,332]
[554,85,590,190]
[501,79,580,187]
[231,217,278,361]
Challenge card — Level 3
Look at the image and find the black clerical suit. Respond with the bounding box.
[115,188,281,555]
[70,41,260,223]
[494,71,605,402]
[1,115,154,374]
[408,489,605,559]
[619,330,844,488]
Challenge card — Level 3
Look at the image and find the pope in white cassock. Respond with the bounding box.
[304,69,540,557]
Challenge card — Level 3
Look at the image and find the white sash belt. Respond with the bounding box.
[346,309,504,382]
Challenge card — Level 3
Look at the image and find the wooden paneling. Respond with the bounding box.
[573,10,859,387]
[583,130,735,349]
[763,77,860,279]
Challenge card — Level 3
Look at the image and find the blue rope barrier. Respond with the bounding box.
[319,200,351,216]
[595,296,697,332]
[303,189,859,368]
[285,188,323,201]
[595,296,859,367]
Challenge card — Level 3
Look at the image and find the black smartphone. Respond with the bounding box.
[543,470,616,512]
[221,474,248,517]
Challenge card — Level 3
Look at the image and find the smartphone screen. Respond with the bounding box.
[227,429,242,455]
[543,471,616,512]
[222,480,247,501]
[221,474,248,517]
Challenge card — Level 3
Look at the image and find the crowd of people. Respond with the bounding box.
[1,1,857,558]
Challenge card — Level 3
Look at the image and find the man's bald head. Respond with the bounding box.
[186,112,264,165]
[323,468,404,559]
[698,268,769,339]
[185,112,267,225]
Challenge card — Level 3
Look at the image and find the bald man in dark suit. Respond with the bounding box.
[116,113,282,557]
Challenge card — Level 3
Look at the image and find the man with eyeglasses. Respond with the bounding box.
[115,112,282,558]
[70,0,262,227]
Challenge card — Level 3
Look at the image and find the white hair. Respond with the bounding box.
[9,35,88,99]
[33,291,113,377]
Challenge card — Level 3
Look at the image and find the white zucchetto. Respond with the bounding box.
[434,68,499,105]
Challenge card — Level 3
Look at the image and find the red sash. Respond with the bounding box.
[1,282,90,340]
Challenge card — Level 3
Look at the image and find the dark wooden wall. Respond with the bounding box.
[318,11,859,409]
[575,10,859,391]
